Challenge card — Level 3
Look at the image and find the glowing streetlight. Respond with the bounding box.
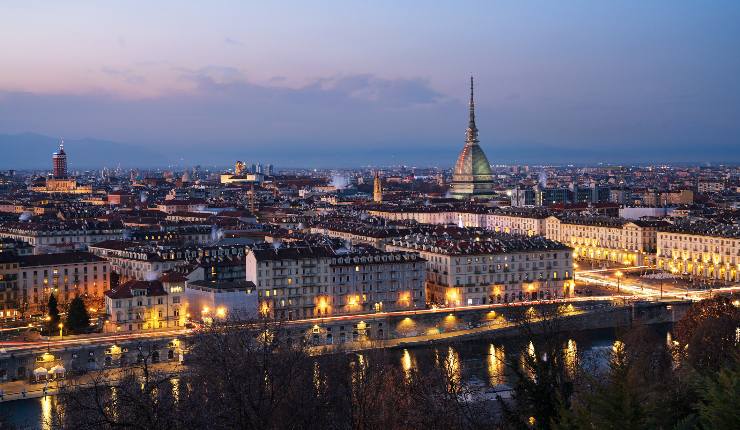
[615,270,623,294]
[58,322,63,339]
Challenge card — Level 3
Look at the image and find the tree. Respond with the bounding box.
[56,341,182,430]
[555,325,686,430]
[673,296,740,373]
[47,292,60,334]
[54,319,494,430]
[66,296,90,334]
[696,365,740,429]
[498,305,576,430]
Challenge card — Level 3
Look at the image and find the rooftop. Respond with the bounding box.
[18,252,107,267]
[389,228,569,255]
[105,280,167,299]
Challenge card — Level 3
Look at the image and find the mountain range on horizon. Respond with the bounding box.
[0,133,169,169]
[1,132,738,170]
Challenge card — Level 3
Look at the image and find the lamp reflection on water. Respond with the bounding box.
[487,344,505,386]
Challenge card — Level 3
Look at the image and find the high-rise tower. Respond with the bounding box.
[52,139,68,178]
[373,171,383,203]
[450,77,495,199]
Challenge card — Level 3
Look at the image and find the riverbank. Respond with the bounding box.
[0,301,686,403]
[0,308,595,402]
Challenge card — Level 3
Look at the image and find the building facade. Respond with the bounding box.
[17,252,110,314]
[656,224,740,283]
[104,273,185,332]
[0,255,19,319]
[185,279,258,321]
[386,231,574,306]
[0,220,124,252]
[246,245,425,320]
[89,240,246,282]
[545,216,666,266]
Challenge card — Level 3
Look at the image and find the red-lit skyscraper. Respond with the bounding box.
[52,140,67,178]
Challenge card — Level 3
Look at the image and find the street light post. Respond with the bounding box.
[58,322,63,339]
[615,270,623,295]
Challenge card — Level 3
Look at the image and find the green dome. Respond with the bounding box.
[450,77,495,199]
[453,142,493,178]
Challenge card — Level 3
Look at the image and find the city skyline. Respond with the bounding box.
[0,3,738,428]
[1,1,739,167]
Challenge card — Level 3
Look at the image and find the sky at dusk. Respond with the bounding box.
[1,1,739,167]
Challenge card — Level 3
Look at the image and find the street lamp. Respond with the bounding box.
[58,322,63,339]
[615,270,623,295]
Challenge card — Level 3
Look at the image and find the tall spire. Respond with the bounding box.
[465,76,479,145]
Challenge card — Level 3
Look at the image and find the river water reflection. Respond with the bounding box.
[0,326,669,429]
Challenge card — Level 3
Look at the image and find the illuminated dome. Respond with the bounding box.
[453,142,493,179]
[450,77,495,199]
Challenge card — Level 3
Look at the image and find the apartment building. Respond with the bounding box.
[245,245,425,320]
[0,255,19,319]
[17,252,110,314]
[386,229,574,306]
[481,208,550,236]
[103,273,185,332]
[368,206,458,225]
[89,240,246,281]
[309,218,414,250]
[369,206,552,235]
[185,280,259,322]
[545,216,667,266]
[656,224,740,283]
[697,181,725,193]
[0,220,124,252]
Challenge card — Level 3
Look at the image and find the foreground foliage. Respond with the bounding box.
[49,298,739,429]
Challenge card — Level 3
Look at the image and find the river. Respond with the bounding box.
[0,325,671,429]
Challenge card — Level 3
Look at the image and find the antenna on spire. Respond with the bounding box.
[59,137,64,150]
[466,76,478,144]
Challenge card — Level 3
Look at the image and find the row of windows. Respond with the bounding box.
[21,265,106,278]
[113,295,180,308]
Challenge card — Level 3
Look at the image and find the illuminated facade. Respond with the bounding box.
[656,226,740,282]
[235,160,246,175]
[184,279,258,322]
[386,232,574,306]
[52,141,67,178]
[103,273,185,332]
[16,252,110,314]
[246,245,425,320]
[370,207,664,267]
[545,216,665,266]
[369,207,550,234]
[29,140,93,194]
[373,171,383,203]
[0,256,19,319]
[219,172,263,185]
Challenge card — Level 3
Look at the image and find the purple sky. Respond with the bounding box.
[1,1,739,167]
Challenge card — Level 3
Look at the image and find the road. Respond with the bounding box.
[3,265,737,354]
[576,266,740,301]
[0,296,612,354]
[0,328,189,354]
